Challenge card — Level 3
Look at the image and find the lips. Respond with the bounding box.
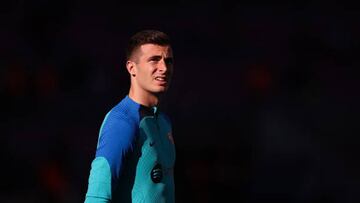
[154,76,168,85]
[155,76,166,81]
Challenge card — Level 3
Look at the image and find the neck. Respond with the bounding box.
[128,86,161,107]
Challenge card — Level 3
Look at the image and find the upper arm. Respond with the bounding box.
[96,113,137,180]
[85,112,137,202]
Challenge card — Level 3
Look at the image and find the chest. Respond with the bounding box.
[138,115,176,169]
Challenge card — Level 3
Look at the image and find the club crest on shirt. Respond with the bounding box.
[167,131,174,144]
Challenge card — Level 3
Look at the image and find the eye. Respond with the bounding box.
[165,58,174,65]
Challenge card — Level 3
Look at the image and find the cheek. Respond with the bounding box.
[140,64,155,74]
[150,66,157,74]
[137,65,150,75]
[138,67,154,81]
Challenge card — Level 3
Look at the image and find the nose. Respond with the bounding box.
[158,59,167,73]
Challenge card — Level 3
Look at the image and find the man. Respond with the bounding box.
[84,30,176,203]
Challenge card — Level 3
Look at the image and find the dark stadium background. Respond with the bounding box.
[1,1,359,202]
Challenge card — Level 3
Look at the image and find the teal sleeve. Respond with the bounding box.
[84,157,112,203]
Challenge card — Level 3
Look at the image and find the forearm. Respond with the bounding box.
[84,196,109,203]
[84,157,112,203]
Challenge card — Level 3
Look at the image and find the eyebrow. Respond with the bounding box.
[148,55,162,61]
[147,55,173,62]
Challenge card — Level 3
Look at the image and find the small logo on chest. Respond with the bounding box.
[149,141,155,147]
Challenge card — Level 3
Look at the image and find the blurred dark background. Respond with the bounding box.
[1,1,359,202]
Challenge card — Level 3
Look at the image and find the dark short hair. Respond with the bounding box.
[126,30,171,61]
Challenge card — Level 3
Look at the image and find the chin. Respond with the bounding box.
[149,83,170,94]
[153,87,168,94]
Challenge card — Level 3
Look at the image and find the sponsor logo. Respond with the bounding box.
[151,164,163,183]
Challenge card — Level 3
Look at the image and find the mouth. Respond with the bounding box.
[155,76,167,83]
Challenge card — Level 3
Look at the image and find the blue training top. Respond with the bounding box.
[85,96,176,203]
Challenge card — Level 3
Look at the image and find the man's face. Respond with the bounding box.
[131,44,174,94]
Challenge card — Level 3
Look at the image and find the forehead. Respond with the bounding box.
[138,44,173,58]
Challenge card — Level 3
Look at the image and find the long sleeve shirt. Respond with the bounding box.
[84,96,176,203]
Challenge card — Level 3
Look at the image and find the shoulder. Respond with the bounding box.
[158,112,173,135]
[95,103,139,158]
[97,98,141,149]
[101,98,140,133]
[159,112,172,124]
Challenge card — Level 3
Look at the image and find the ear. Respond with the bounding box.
[126,60,136,77]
